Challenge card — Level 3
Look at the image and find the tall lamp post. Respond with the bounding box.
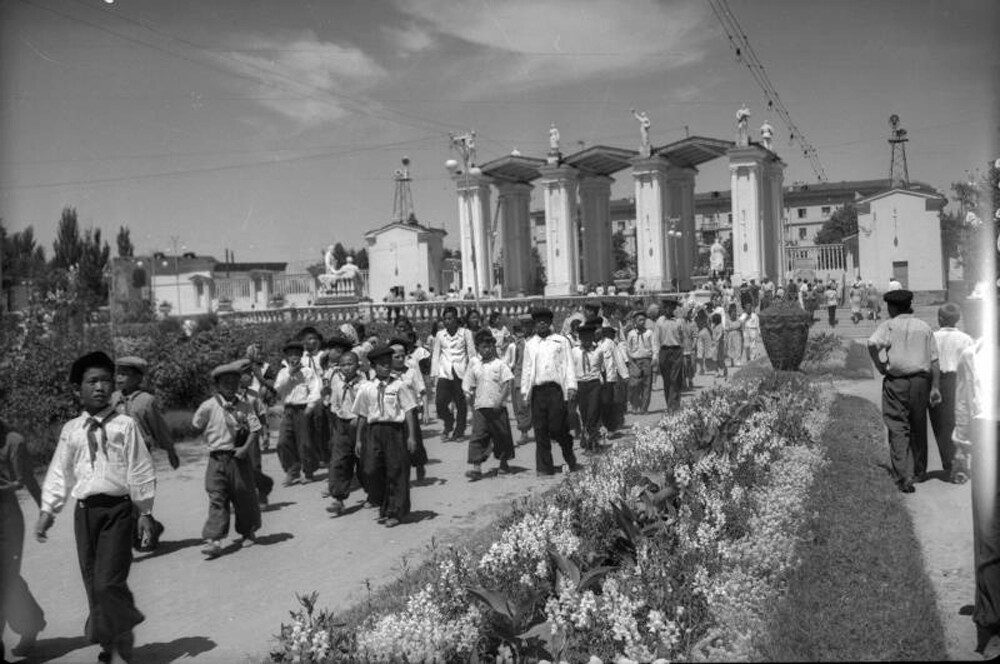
[667,217,683,293]
[170,235,184,316]
[446,132,482,303]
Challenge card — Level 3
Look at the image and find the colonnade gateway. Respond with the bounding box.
[449,118,787,296]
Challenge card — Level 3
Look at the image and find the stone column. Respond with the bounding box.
[578,175,614,286]
[728,145,786,284]
[631,156,670,292]
[496,181,534,296]
[454,171,493,297]
[538,164,580,296]
[665,166,697,291]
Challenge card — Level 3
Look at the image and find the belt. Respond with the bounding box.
[210,450,236,459]
[78,493,130,508]
[660,345,681,349]
[886,371,930,380]
[284,403,308,409]
[369,421,404,429]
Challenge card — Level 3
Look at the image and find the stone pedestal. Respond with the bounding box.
[665,166,697,290]
[578,175,614,286]
[631,157,670,292]
[539,164,580,296]
[728,145,785,284]
[496,181,534,295]
[454,172,494,297]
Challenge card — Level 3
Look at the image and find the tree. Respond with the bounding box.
[1,221,47,284]
[532,246,546,292]
[351,247,369,270]
[815,203,858,245]
[332,242,348,268]
[52,207,83,270]
[940,170,999,283]
[76,227,110,310]
[611,231,630,272]
[116,225,134,257]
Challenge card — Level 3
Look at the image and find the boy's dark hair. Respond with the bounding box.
[442,306,458,318]
[70,351,115,385]
[474,329,496,346]
[711,313,722,326]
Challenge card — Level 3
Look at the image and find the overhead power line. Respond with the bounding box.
[707,0,828,182]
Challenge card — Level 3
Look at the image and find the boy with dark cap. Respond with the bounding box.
[653,297,687,412]
[0,419,45,661]
[36,351,157,663]
[275,340,322,486]
[353,345,419,527]
[463,330,515,480]
[112,355,178,551]
[626,310,655,414]
[325,351,368,516]
[867,289,942,492]
[191,361,262,559]
[503,317,534,445]
[298,326,329,465]
[236,360,275,505]
[521,307,579,475]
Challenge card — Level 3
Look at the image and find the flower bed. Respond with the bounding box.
[272,372,830,663]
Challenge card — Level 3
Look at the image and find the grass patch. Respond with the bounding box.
[759,394,948,661]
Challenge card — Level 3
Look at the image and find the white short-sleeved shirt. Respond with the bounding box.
[463,357,514,409]
[934,327,974,374]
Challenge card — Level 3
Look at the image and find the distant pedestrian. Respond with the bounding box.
[849,279,864,324]
[572,322,605,452]
[325,351,368,516]
[36,351,156,663]
[463,330,515,480]
[430,306,476,441]
[192,361,262,559]
[866,281,881,320]
[626,310,655,414]
[653,298,686,412]
[867,289,942,493]
[825,283,839,326]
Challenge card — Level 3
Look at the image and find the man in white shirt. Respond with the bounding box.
[430,306,476,441]
[521,307,579,475]
[929,302,974,481]
[626,310,655,414]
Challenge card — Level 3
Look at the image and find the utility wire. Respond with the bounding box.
[707,0,827,182]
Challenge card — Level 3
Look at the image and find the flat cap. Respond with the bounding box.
[211,361,245,380]
[387,336,412,350]
[115,356,148,373]
[325,334,355,351]
[582,300,601,311]
[883,289,914,305]
[283,340,305,353]
[530,307,554,321]
[297,326,323,341]
[577,321,601,335]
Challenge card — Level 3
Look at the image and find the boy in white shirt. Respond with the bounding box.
[573,322,605,453]
[462,330,515,480]
[274,341,322,486]
[930,302,974,482]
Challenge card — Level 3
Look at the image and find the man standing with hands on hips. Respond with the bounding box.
[867,289,942,493]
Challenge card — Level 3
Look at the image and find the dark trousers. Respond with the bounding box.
[0,496,45,656]
[73,495,143,647]
[309,407,330,466]
[408,409,427,469]
[658,346,684,412]
[530,383,576,474]
[362,422,410,519]
[599,381,625,433]
[511,387,533,433]
[202,451,260,541]
[246,434,273,502]
[882,373,930,482]
[328,417,360,500]
[468,407,515,464]
[683,353,695,388]
[928,372,958,474]
[827,304,837,326]
[277,405,317,478]
[577,379,602,449]
[628,357,653,413]
[435,373,468,436]
[972,420,1000,642]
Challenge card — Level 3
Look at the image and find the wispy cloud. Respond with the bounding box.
[212,30,387,127]
[394,0,711,96]
[381,24,435,57]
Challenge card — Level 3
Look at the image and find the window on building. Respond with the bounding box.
[727,213,733,224]
[821,206,831,216]
[797,208,807,219]
[798,228,808,240]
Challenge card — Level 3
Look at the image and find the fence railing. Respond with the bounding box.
[784,243,846,272]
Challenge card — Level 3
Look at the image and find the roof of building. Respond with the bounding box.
[654,135,736,169]
[213,262,287,274]
[136,254,217,276]
[364,219,447,240]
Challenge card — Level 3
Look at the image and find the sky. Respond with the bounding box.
[1,0,997,268]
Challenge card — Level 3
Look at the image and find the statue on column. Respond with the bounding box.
[631,108,652,157]
[760,120,774,151]
[548,123,561,164]
[318,249,361,295]
[710,237,726,278]
[736,104,751,147]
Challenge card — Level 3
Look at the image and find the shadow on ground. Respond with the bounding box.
[131,636,217,663]
[134,537,204,562]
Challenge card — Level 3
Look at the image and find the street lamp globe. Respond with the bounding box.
[468,166,482,176]
[444,159,459,173]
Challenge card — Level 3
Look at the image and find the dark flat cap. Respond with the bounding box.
[530,307,554,320]
[577,321,601,335]
[211,361,244,380]
[325,334,354,351]
[297,326,323,341]
[883,289,914,305]
[70,351,115,384]
[367,344,395,363]
[283,340,305,353]
[115,356,148,374]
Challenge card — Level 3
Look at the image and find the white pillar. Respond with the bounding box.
[496,181,534,295]
[665,166,697,290]
[578,175,614,286]
[539,164,580,296]
[454,172,493,297]
[632,156,669,292]
[729,145,786,284]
